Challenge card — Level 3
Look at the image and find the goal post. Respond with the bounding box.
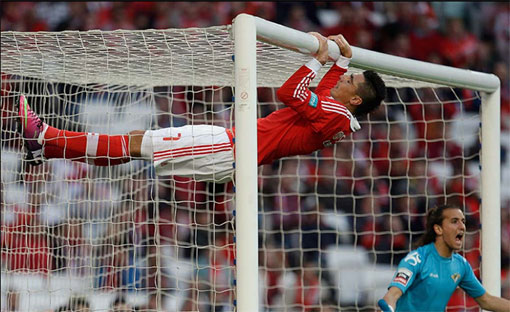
[480,88,501,295]
[233,13,501,308]
[233,14,259,310]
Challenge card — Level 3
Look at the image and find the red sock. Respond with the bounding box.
[43,125,130,166]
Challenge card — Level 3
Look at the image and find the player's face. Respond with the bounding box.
[331,73,365,105]
[439,208,466,251]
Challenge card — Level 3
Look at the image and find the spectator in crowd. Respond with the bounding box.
[110,294,133,312]
[408,5,442,61]
[493,60,510,131]
[182,231,234,311]
[278,260,331,311]
[259,245,287,308]
[501,200,510,299]
[5,287,20,312]
[133,293,158,312]
[321,2,375,45]
[63,296,91,312]
[271,159,305,249]
[300,201,338,263]
[1,212,51,274]
[492,3,510,64]
[437,17,479,68]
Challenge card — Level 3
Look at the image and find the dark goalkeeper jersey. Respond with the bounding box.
[255,59,361,165]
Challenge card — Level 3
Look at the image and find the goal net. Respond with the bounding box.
[0,25,492,311]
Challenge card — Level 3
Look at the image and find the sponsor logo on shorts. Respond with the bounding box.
[393,268,413,287]
[308,92,318,108]
[163,133,182,141]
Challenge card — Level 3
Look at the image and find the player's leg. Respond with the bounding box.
[18,94,234,181]
[17,94,145,166]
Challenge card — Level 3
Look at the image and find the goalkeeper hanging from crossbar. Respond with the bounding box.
[17,32,386,182]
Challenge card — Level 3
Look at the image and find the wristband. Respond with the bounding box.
[305,58,323,73]
[378,299,395,312]
[335,55,351,69]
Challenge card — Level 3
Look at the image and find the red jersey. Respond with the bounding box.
[256,59,360,165]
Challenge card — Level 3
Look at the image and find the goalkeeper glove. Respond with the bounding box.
[378,299,395,312]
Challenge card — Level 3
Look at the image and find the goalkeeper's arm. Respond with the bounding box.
[378,287,402,312]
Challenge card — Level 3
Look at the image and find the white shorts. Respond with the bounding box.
[146,125,235,182]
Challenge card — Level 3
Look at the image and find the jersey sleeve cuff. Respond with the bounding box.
[335,55,351,69]
[305,58,323,73]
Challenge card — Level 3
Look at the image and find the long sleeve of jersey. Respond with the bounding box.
[276,59,348,132]
[276,58,353,134]
[315,55,351,95]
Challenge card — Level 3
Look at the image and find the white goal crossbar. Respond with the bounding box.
[233,13,501,310]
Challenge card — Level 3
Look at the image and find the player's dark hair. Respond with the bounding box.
[413,204,460,249]
[354,70,386,117]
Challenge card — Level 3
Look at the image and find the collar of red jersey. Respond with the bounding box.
[350,115,361,132]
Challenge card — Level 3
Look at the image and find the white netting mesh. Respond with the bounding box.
[1,27,442,89]
[1,26,483,311]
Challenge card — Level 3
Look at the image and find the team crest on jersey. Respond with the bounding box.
[393,268,413,287]
[332,131,345,141]
[451,273,461,283]
[308,92,318,108]
[323,131,345,147]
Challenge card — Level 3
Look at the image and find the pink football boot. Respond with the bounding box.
[18,94,44,165]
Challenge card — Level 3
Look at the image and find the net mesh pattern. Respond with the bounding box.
[1,26,483,311]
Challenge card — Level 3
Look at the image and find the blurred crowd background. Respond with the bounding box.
[1,2,509,312]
